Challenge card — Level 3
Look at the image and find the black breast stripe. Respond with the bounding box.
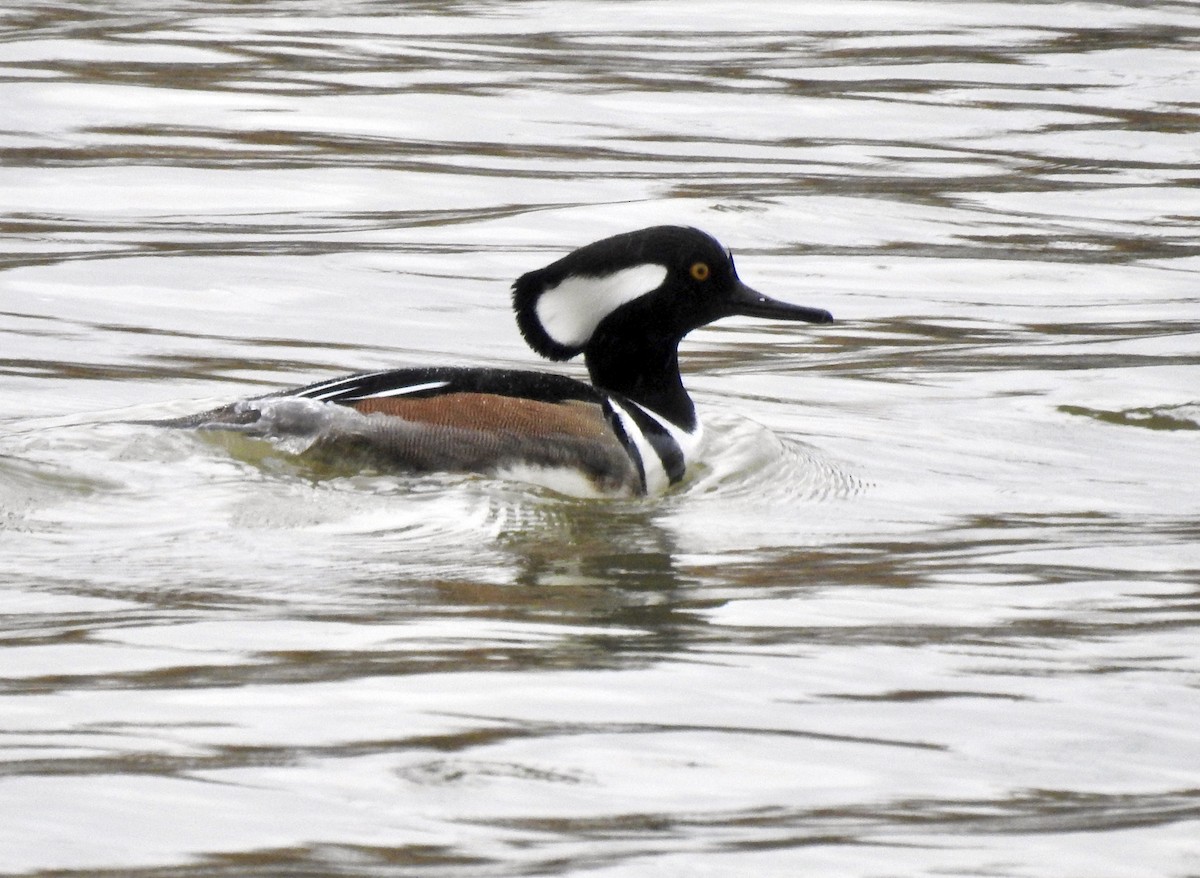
[607,393,686,485]
[601,399,646,493]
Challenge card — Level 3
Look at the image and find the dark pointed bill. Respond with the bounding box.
[726,281,833,324]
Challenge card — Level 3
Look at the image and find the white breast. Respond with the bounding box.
[606,397,704,494]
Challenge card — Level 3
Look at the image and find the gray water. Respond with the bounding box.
[2,2,1199,876]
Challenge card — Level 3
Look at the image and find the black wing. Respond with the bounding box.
[281,366,602,407]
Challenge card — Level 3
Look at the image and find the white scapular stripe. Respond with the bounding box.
[341,380,450,401]
[302,370,392,399]
[535,263,668,348]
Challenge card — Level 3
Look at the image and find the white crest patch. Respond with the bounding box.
[534,263,668,348]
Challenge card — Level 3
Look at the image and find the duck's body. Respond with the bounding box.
[175,226,832,496]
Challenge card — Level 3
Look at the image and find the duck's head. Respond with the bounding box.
[512,225,833,363]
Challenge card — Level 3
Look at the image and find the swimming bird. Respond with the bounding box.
[174,226,833,496]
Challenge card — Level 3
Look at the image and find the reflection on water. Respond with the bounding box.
[2,1,1200,876]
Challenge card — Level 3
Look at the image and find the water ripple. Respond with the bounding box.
[682,413,865,504]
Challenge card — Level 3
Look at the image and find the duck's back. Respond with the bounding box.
[173,366,644,495]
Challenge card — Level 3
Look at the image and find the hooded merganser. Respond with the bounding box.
[173,226,833,496]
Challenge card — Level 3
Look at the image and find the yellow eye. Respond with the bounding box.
[690,262,710,282]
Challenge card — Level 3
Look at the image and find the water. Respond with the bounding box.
[2,1,1199,875]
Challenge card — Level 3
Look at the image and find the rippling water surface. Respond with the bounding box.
[2,1,1199,875]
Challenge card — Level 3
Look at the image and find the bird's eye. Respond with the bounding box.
[690,262,710,282]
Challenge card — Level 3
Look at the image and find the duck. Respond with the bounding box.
[171,226,833,496]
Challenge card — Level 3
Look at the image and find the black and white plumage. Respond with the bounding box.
[171,226,834,496]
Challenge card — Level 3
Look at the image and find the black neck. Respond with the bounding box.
[583,334,697,431]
